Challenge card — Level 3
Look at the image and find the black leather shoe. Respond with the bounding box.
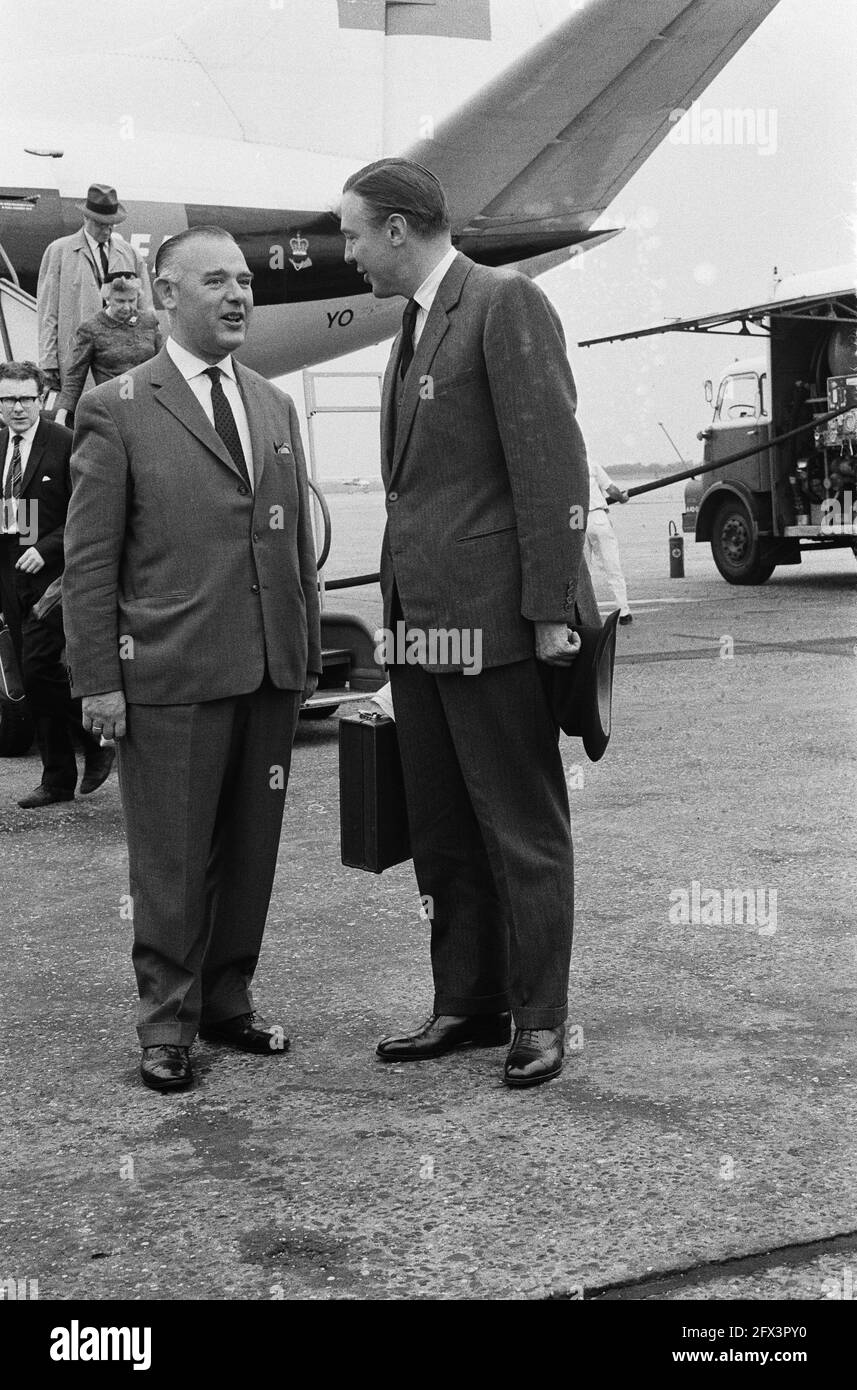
[140,1044,193,1092]
[17,785,74,809]
[376,1012,512,1061]
[199,1012,289,1055]
[80,744,116,794]
[503,1026,565,1088]
[618,613,633,625]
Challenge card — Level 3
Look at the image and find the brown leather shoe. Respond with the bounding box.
[17,785,74,809]
[199,1012,289,1055]
[80,744,116,794]
[376,1012,511,1061]
[140,1044,193,1092]
[503,1026,565,1088]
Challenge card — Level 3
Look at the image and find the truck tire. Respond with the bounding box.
[0,702,35,756]
[710,498,775,584]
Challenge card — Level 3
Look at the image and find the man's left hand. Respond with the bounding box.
[302,674,319,702]
[15,548,45,575]
[535,621,581,665]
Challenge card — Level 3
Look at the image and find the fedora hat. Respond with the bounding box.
[543,608,621,762]
[76,183,127,224]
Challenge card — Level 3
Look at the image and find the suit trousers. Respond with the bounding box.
[0,537,96,789]
[388,656,574,1028]
[117,677,302,1046]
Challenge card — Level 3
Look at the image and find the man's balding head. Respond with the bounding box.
[154,226,253,364]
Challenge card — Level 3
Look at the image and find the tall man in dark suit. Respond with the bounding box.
[0,361,111,807]
[62,226,322,1093]
[340,159,600,1088]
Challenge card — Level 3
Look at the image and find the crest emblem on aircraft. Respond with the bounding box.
[289,231,312,271]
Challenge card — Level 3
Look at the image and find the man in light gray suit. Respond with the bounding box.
[341,159,599,1088]
[62,226,321,1092]
[37,183,153,397]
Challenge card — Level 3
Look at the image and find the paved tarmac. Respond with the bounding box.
[1,484,855,1301]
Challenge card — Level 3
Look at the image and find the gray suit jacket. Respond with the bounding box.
[380,253,599,672]
[37,227,153,386]
[63,348,321,704]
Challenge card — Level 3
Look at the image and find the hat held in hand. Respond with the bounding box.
[544,609,621,762]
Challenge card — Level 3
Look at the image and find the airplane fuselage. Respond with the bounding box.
[0,186,589,375]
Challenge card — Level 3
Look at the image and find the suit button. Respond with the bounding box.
[251,583,260,594]
[252,531,260,542]
[388,491,398,502]
[237,484,249,496]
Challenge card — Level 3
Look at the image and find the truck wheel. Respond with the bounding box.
[710,498,775,584]
[0,703,35,756]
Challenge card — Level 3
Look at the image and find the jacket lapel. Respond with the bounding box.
[72,227,101,287]
[234,361,267,491]
[150,349,245,481]
[20,420,49,494]
[388,253,471,485]
[380,347,399,488]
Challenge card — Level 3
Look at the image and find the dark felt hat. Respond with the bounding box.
[77,183,127,224]
[544,608,621,761]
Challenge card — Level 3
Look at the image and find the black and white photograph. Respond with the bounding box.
[0,0,854,1349]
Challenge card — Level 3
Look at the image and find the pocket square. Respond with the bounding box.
[42,475,52,482]
[274,442,292,456]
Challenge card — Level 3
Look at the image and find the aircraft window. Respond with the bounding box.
[715,372,760,422]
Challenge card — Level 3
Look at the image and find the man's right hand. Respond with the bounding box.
[82,690,127,741]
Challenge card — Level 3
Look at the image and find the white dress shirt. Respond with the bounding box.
[84,229,111,281]
[411,244,459,348]
[1,420,39,534]
[166,337,254,488]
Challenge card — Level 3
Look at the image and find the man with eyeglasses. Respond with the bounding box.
[0,361,113,807]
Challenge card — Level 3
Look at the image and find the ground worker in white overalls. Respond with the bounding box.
[586,461,632,625]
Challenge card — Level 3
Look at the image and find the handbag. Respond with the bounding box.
[0,622,26,703]
[339,710,412,873]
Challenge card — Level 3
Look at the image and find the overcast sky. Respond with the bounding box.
[279,0,856,469]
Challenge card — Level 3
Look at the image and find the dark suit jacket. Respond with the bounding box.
[62,348,322,704]
[380,253,599,672]
[0,418,73,605]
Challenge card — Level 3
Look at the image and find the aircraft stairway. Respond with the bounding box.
[0,275,38,365]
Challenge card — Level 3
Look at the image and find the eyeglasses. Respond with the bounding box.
[0,396,40,407]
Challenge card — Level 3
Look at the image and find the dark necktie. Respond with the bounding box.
[205,367,251,488]
[98,243,109,284]
[398,298,418,380]
[2,436,22,533]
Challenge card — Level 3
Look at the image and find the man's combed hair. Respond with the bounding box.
[343,158,450,235]
[155,225,238,278]
[0,360,45,394]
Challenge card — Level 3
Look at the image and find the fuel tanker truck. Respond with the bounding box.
[581,265,857,583]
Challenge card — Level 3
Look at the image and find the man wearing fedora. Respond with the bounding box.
[340,158,602,1089]
[37,183,153,399]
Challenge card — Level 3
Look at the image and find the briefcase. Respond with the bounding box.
[339,711,412,873]
[0,622,26,703]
